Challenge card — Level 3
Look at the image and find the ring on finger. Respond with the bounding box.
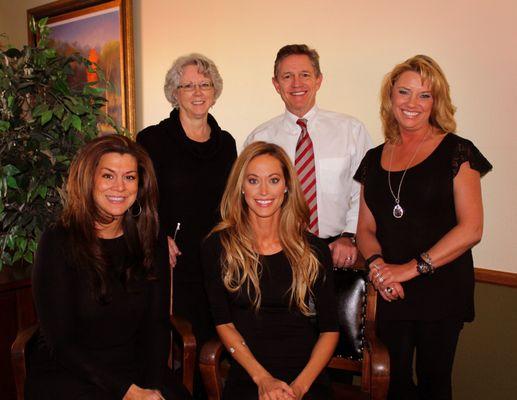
[385,286,393,294]
[345,256,352,261]
[378,276,384,284]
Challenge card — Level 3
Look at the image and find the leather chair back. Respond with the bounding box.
[333,268,368,360]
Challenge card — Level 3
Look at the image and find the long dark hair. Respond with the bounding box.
[60,134,159,301]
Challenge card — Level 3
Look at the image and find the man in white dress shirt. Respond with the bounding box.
[245,44,372,267]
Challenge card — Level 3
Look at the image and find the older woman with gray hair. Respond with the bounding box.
[137,54,236,396]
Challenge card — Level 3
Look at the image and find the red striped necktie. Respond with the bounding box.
[295,118,319,236]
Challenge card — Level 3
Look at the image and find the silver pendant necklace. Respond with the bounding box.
[387,127,431,218]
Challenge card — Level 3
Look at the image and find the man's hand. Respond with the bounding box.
[328,237,357,268]
[167,236,181,268]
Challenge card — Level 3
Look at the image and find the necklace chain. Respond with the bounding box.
[387,127,432,217]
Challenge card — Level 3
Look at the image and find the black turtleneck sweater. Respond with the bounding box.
[137,109,237,284]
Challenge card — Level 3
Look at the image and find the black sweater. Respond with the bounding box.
[137,109,237,283]
[28,227,170,399]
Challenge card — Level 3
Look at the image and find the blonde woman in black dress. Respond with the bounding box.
[203,142,339,400]
[354,55,492,400]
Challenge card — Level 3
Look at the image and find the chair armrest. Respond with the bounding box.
[170,315,196,350]
[170,315,196,394]
[199,338,225,400]
[11,324,39,400]
[363,320,390,400]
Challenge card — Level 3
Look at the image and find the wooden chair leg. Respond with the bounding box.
[199,338,225,400]
[11,324,39,400]
[171,315,196,395]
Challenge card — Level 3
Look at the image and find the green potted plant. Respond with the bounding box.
[0,18,123,270]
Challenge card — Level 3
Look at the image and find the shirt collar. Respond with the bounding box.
[282,105,319,135]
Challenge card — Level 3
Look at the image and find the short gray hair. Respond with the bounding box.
[164,53,223,107]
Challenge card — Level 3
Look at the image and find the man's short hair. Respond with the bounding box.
[274,44,321,78]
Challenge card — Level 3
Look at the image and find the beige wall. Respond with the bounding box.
[2,0,516,274]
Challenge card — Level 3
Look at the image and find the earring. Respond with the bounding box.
[242,190,245,195]
[284,188,288,194]
[130,200,142,217]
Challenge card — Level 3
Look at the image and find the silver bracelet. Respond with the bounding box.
[420,252,433,267]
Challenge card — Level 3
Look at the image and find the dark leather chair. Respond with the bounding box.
[10,315,196,400]
[327,268,389,399]
[199,268,389,400]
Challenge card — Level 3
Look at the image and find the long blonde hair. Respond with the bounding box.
[380,54,457,142]
[210,142,321,315]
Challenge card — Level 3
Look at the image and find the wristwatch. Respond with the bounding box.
[340,232,356,245]
[416,254,434,275]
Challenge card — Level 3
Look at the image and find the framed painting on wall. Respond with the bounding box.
[27,0,136,135]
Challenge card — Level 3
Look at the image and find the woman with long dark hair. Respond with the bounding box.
[27,135,190,399]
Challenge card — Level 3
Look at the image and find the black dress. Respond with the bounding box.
[354,133,492,322]
[202,233,339,400]
[137,108,237,345]
[354,133,492,400]
[26,226,190,400]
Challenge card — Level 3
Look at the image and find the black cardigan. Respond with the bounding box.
[137,108,237,283]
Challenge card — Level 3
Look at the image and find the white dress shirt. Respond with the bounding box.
[245,105,372,238]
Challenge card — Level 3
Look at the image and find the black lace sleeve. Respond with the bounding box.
[451,137,493,177]
[353,147,375,184]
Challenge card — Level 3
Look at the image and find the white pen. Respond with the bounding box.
[173,222,181,241]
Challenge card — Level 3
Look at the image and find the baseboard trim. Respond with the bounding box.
[475,268,517,287]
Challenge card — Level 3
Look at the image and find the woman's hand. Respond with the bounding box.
[216,324,294,400]
[369,260,411,302]
[256,374,296,400]
[123,384,164,400]
[369,261,415,287]
[289,381,307,400]
[167,236,181,268]
[377,282,405,302]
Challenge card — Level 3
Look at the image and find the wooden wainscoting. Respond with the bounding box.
[475,268,517,288]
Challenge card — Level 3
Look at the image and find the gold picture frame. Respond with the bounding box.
[27,0,136,134]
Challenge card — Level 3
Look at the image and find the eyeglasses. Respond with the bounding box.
[177,82,214,92]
